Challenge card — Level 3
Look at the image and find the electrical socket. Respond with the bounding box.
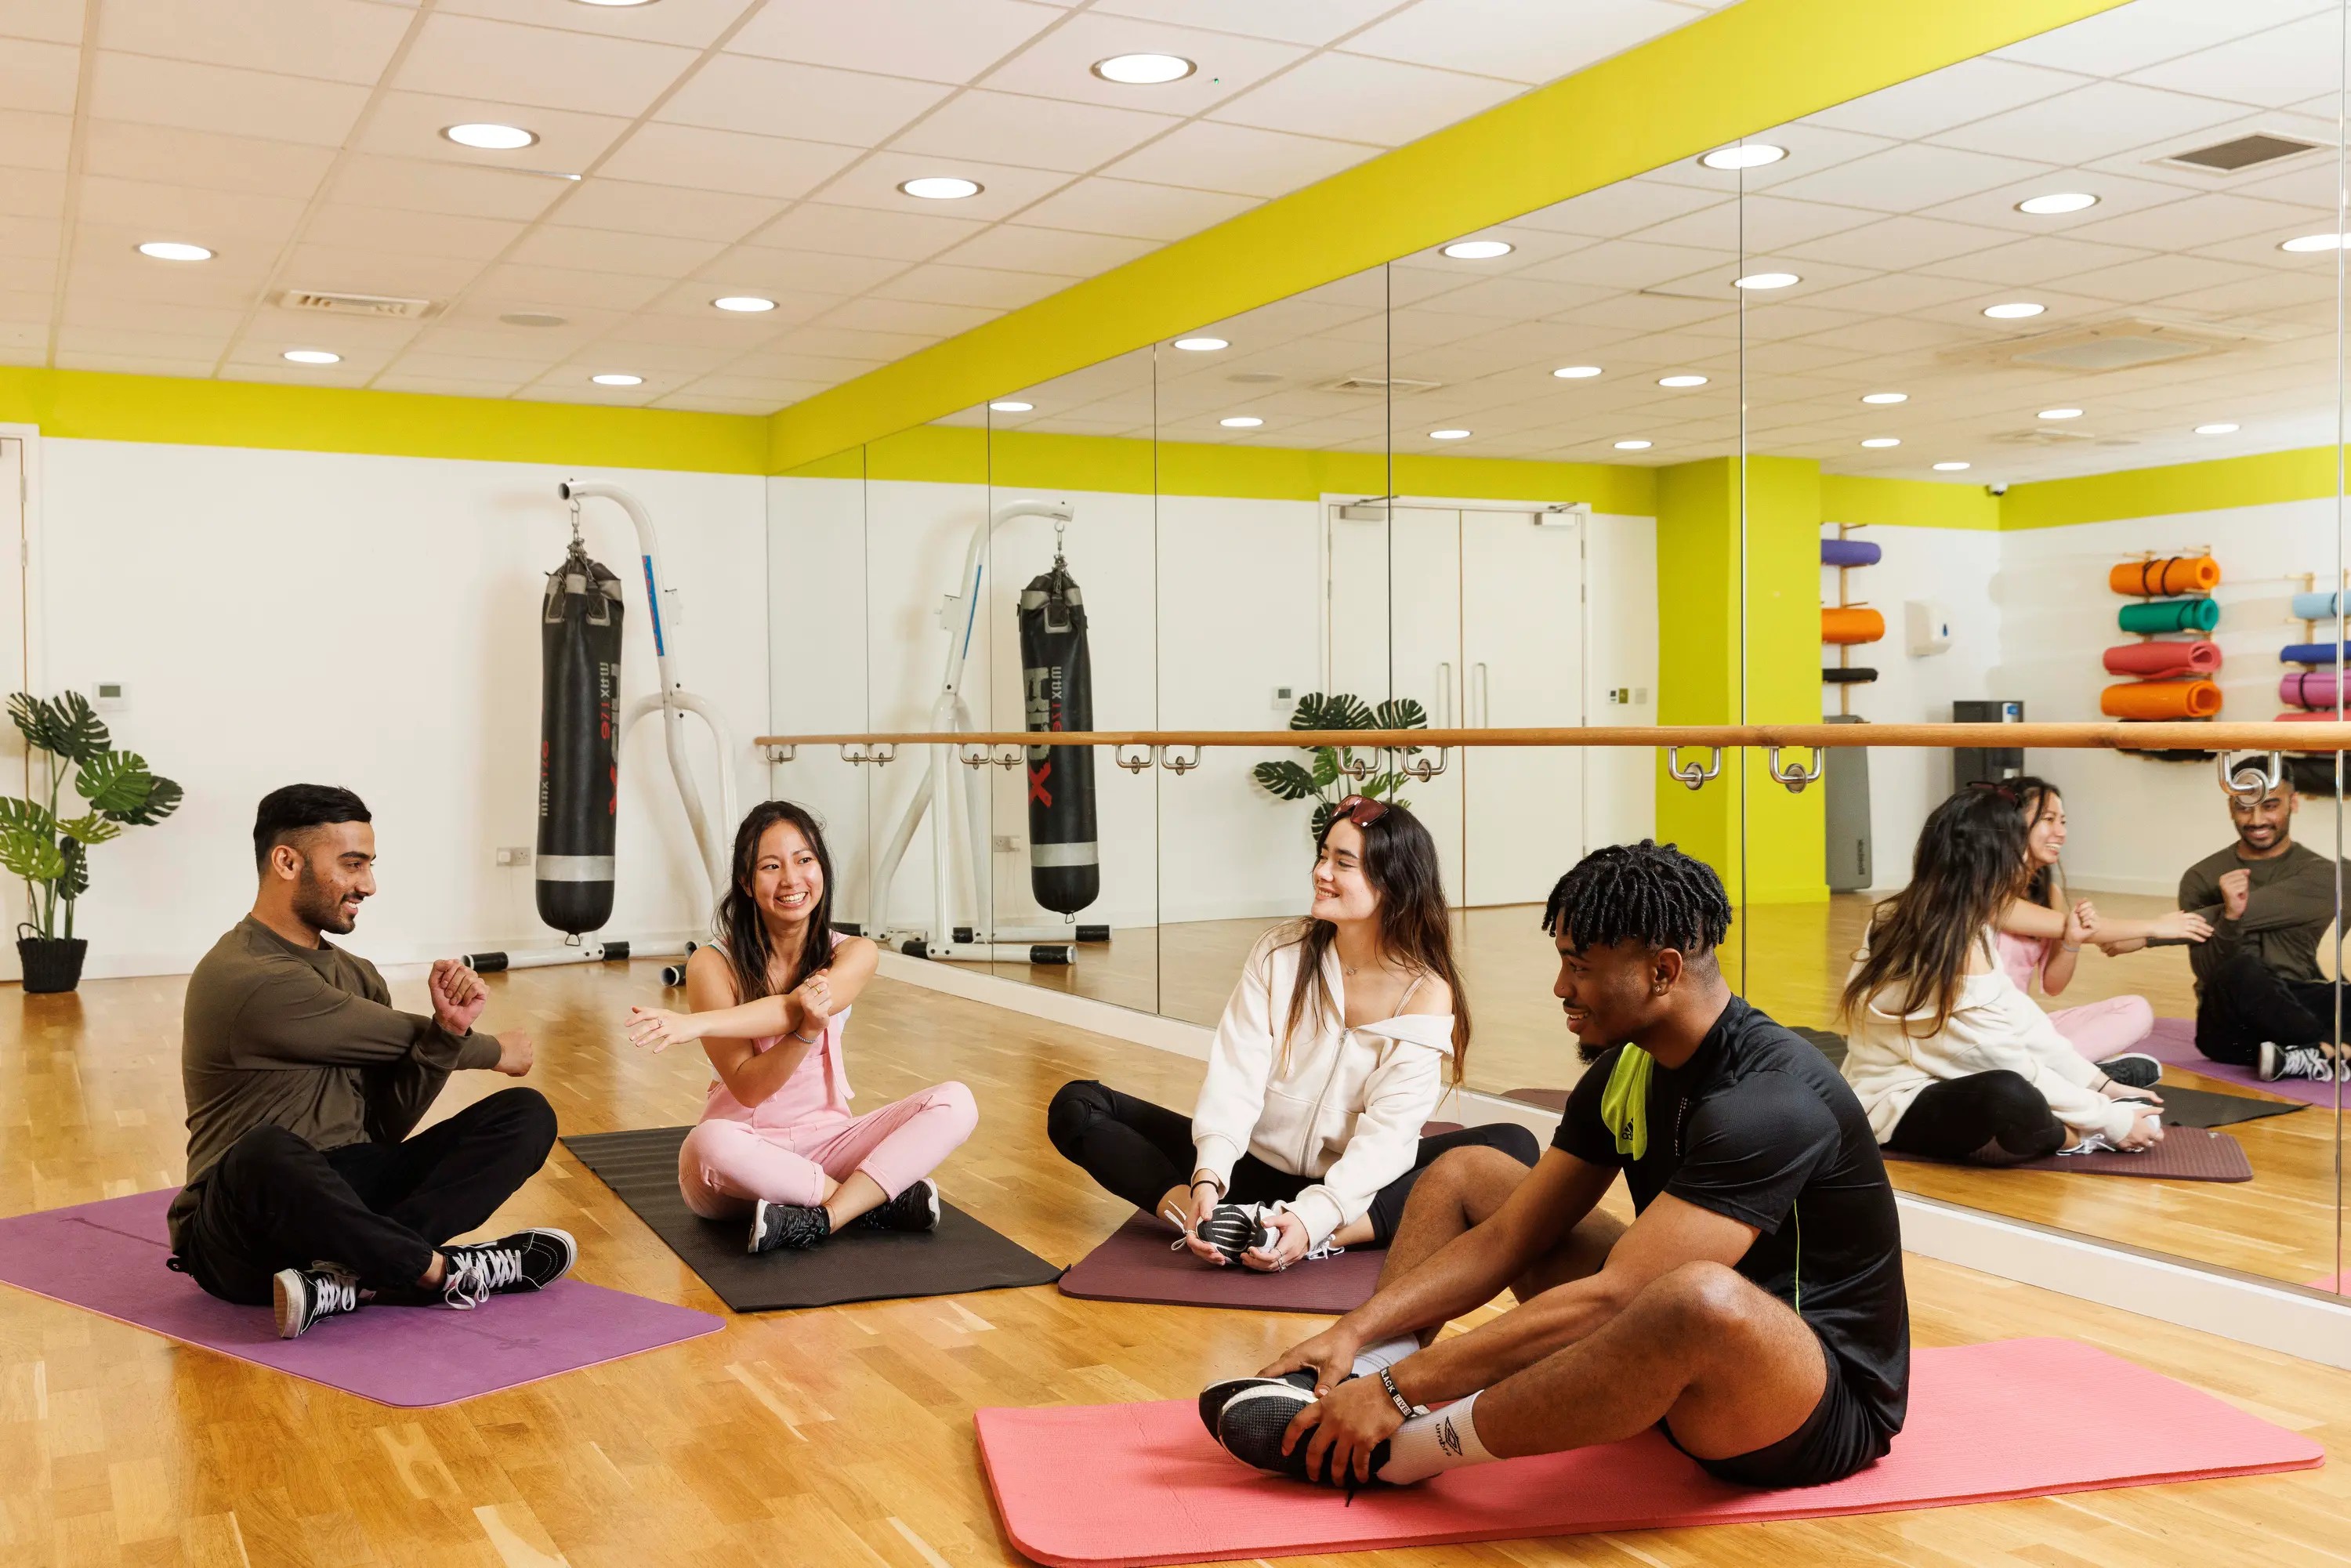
[991,834,1021,853]
[495,847,532,867]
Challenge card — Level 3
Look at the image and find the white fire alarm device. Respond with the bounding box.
[1905,601,1952,657]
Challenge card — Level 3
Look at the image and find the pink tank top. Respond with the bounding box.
[696,936,855,1133]
[1993,929,2046,995]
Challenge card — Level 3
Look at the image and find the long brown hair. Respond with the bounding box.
[718,800,837,1005]
[1841,786,2030,1037]
[1276,802,1472,1081]
[2012,773,2064,908]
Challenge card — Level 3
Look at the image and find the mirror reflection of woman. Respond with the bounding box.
[1047,796,1538,1270]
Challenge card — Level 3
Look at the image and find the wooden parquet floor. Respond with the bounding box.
[1,958,2346,1567]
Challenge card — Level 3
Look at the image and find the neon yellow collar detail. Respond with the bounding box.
[1601,1045,1655,1161]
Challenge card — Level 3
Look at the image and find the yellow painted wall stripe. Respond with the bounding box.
[1824,473,2000,532]
[765,0,2132,473]
[1999,445,2345,531]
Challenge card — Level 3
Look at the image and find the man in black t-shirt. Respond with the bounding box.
[1199,842,1910,1493]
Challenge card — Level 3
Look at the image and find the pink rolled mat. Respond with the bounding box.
[2103,640,2220,677]
[0,1189,721,1408]
[976,1338,2321,1568]
[2282,671,2342,708]
[2139,1016,2347,1108]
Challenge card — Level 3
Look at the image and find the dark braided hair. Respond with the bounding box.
[1542,840,1733,958]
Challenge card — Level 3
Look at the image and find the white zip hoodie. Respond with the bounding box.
[1189,929,1455,1246]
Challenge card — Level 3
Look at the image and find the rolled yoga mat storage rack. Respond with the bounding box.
[2103,550,2223,725]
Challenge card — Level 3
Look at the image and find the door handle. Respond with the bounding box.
[1473,662,1490,728]
[1436,661,1452,729]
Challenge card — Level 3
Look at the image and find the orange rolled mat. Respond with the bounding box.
[2110,555,2220,596]
[2101,679,2222,719]
[2103,639,2221,677]
[1822,607,1885,645]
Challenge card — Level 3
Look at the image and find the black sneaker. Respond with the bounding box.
[273,1263,364,1339]
[751,1200,831,1254]
[1194,1203,1271,1265]
[2095,1053,2162,1090]
[1197,1367,1319,1437]
[856,1179,941,1233]
[2259,1041,2335,1081]
[1211,1378,1389,1488]
[440,1228,577,1309]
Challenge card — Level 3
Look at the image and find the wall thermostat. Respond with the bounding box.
[92,681,128,712]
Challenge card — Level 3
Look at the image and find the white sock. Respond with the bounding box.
[1375,1389,1498,1484]
[1348,1335,1420,1379]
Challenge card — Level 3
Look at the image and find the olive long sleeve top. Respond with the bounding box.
[2177,841,2343,988]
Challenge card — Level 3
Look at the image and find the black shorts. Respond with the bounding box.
[1661,1343,1893,1489]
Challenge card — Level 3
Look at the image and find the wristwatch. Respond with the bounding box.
[1377,1367,1428,1420]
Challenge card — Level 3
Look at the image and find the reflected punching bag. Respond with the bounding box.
[537,538,625,933]
[1019,556,1099,914]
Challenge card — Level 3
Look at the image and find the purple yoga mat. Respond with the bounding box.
[0,1190,721,1407]
[2140,1016,2347,1108]
[1060,1211,1387,1314]
[1883,1128,2252,1182]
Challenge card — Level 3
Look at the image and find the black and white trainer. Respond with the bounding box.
[2095,1052,2162,1090]
[856,1179,941,1234]
[750,1200,831,1254]
[2259,1041,2335,1081]
[1197,1367,1320,1438]
[1210,1377,1389,1488]
[273,1262,364,1339]
[1193,1203,1272,1265]
[440,1228,577,1309]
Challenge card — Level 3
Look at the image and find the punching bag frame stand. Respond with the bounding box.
[860,498,1103,966]
[464,481,741,987]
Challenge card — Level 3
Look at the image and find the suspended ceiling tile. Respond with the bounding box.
[657,53,954,146]
[52,350,219,375]
[1208,51,1519,147]
[466,262,676,312]
[406,323,611,360]
[694,246,908,297]
[817,295,1001,336]
[98,0,411,84]
[598,302,810,343]
[557,179,782,245]
[2164,267,2336,316]
[1100,118,1377,200]
[67,245,272,300]
[648,393,777,413]
[2128,11,2346,108]
[1012,176,1255,241]
[1527,237,1735,292]
[2067,190,2322,252]
[1340,0,1697,87]
[869,262,1070,310]
[82,121,334,200]
[300,204,525,263]
[1771,143,2057,213]
[889,89,1181,176]
[1089,0,1400,48]
[594,123,863,200]
[54,324,226,361]
[0,168,57,220]
[1735,302,1881,344]
[2063,251,2277,307]
[58,295,243,335]
[440,0,752,51]
[980,13,1307,115]
[1916,167,2214,234]
[0,0,85,46]
[772,322,945,363]
[1933,81,2251,167]
[728,0,1063,85]
[1994,0,2335,78]
[373,372,534,397]
[1551,292,1728,333]
[934,221,1155,277]
[1404,275,1618,322]
[1640,121,1896,196]
[328,154,571,221]
[552,339,731,373]
[1800,56,2090,143]
[509,224,729,280]
[89,53,371,145]
[1513,179,1730,240]
[392,13,701,118]
[0,36,82,114]
[276,244,487,298]
[1779,215,2016,273]
[2227,158,2349,213]
[1794,270,2002,317]
[810,148,1074,218]
[668,374,830,401]
[76,175,309,246]
[727,350,889,384]
[745,201,986,263]
[382,349,552,382]
[359,92,633,176]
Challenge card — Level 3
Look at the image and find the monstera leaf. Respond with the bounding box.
[9,691,110,766]
[57,813,121,847]
[0,824,65,884]
[1290,691,1375,735]
[56,838,87,901]
[1252,759,1320,801]
[102,773,180,827]
[0,795,54,836]
[72,751,155,815]
[1370,697,1428,733]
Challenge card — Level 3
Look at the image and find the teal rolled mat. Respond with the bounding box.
[2118,597,2219,634]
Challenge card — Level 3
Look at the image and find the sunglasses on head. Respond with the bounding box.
[1330,794,1389,828]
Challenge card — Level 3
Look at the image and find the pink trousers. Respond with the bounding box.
[2048,994,2155,1061]
[676,1081,978,1219]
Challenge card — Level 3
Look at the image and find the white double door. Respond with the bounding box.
[1326,503,1585,908]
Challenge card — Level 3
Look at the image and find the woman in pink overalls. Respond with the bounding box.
[625,801,976,1254]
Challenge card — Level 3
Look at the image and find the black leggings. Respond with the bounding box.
[1045,1078,1539,1244]
[1884,1070,2066,1167]
[2195,949,2338,1066]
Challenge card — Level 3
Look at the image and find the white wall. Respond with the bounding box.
[39,439,769,978]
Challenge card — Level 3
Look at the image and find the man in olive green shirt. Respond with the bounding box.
[170,785,577,1338]
[2179,773,2346,1081]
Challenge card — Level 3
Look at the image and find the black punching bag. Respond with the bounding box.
[537,538,625,933]
[1019,558,1099,914]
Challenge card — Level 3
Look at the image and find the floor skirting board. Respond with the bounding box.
[877,950,2351,1370]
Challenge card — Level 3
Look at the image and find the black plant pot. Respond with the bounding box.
[18,936,87,994]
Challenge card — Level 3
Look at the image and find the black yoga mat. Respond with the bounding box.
[2146,1085,2304,1130]
[562,1126,1062,1312]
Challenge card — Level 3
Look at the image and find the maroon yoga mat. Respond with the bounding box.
[1060,1211,1388,1313]
[1882,1128,2251,1181]
[0,1190,722,1407]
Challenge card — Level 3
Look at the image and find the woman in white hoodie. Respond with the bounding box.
[1047,795,1538,1269]
[1840,786,2164,1165]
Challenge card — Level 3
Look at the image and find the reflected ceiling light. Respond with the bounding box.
[900,176,981,200]
[1657,374,1708,388]
[443,122,537,150]
[1933,461,1971,471]
[1429,429,1472,440]
[1860,391,1907,404]
[1092,53,1196,84]
[1219,415,1262,428]
[2038,407,2083,420]
[590,373,643,386]
[2016,191,2098,215]
[1983,301,2045,319]
[282,349,340,364]
[1172,336,1228,351]
[1613,439,1653,450]
[1442,239,1513,260]
[1733,271,1799,290]
[1860,437,1901,448]
[2195,422,2240,435]
[572,0,659,7]
[2281,232,2349,253]
[712,295,776,312]
[137,240,212,262]
[1699,143,1786,170]
[990,400,1034,412]
[1552,364,1602,379]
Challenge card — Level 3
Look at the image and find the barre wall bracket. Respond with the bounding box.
[2218,749,2284,798]
[1766,746,1825,794]
[1667,746,1723,791]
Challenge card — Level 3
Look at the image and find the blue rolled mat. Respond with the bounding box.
[2282,643,2351,666]
[2293,590,2346,621]
[1821,538,1882,567]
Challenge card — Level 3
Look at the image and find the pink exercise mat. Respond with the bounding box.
[976,1338,2322,1568]
[2142,1016,2346,1108]
[0,1190,722,1408]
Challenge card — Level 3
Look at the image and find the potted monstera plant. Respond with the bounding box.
[0,692,181,993]
[1250,691,1428,840]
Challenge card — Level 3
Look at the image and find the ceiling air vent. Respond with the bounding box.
[1320,375,1444,395]
[278,288,437,320]
[1946,315,2272,374]
[2155,132,2320,174]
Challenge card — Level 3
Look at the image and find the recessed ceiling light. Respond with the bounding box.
[1983,301,2045,319]
[591,373,643,386]
[136,241,212,262]
[443,122,537,150]
[1700,143,1786,171]
[1614,439,1653,451]
[2038,407,2083,420]
[1219,416,1263,429]
[1733,271,1799,290]
[1442,240,1513,260]
[1092,53,1195,85]
[2195,422,2240,435]
[990,400,1034,412]
[2016,192,2098,215]
[900,176,981,200]
[2281,232,2349,253]
[1429,429,1472,440]
[1172,336,1228,351]
[282,349,340,365]
[1552,364,1602,379]
[501,311,568,328]
[1860,392,1907,405]
[712,295,776,313]
[1933,462,1971,472]
[1658,374,1708,388]
[1860,437,1901,448]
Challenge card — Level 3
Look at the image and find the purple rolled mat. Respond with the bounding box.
[2281,671,2342,709]
[1821,538,1882,567]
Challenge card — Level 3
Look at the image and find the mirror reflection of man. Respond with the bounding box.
[2176,774,2346,1081]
